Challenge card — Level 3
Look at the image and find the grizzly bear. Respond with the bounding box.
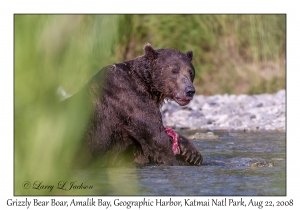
[69,43,202,166]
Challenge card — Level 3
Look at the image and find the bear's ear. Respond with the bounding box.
[144,43,158,61]
[186,50,193,61]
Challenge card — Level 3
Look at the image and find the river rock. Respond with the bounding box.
[161,89,286,132]
[188,132,219,140]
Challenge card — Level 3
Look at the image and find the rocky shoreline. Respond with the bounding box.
[161,90,286,132]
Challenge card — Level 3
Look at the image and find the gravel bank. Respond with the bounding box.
[161,90,286,132]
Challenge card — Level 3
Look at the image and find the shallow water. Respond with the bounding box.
[77,131,286,196]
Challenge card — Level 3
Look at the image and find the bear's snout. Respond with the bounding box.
[184,86,195,98]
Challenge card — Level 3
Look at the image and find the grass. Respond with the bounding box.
[14,14,285,195]
[117,14,286,95]
[14,14,124,195]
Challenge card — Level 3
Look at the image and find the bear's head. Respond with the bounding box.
[144,43,196,106]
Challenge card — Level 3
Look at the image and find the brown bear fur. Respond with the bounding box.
[68,43,202,166]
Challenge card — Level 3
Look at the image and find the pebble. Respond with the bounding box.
[161,90,286,132]
[188,132,219,140]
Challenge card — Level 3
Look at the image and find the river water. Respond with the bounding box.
[77,131,286,196]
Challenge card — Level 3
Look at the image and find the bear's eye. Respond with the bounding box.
[189,71,194,78]
[189,71,195,81]
[171,68,179,74]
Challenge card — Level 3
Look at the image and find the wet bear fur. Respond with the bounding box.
[69,43,202,166]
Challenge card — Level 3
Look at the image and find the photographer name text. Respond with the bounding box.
[22,181,93,192]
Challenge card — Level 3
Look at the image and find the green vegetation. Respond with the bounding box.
[14,14,285,195]
[117,15,286,95]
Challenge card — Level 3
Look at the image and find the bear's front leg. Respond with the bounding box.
[164,127,202,165]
